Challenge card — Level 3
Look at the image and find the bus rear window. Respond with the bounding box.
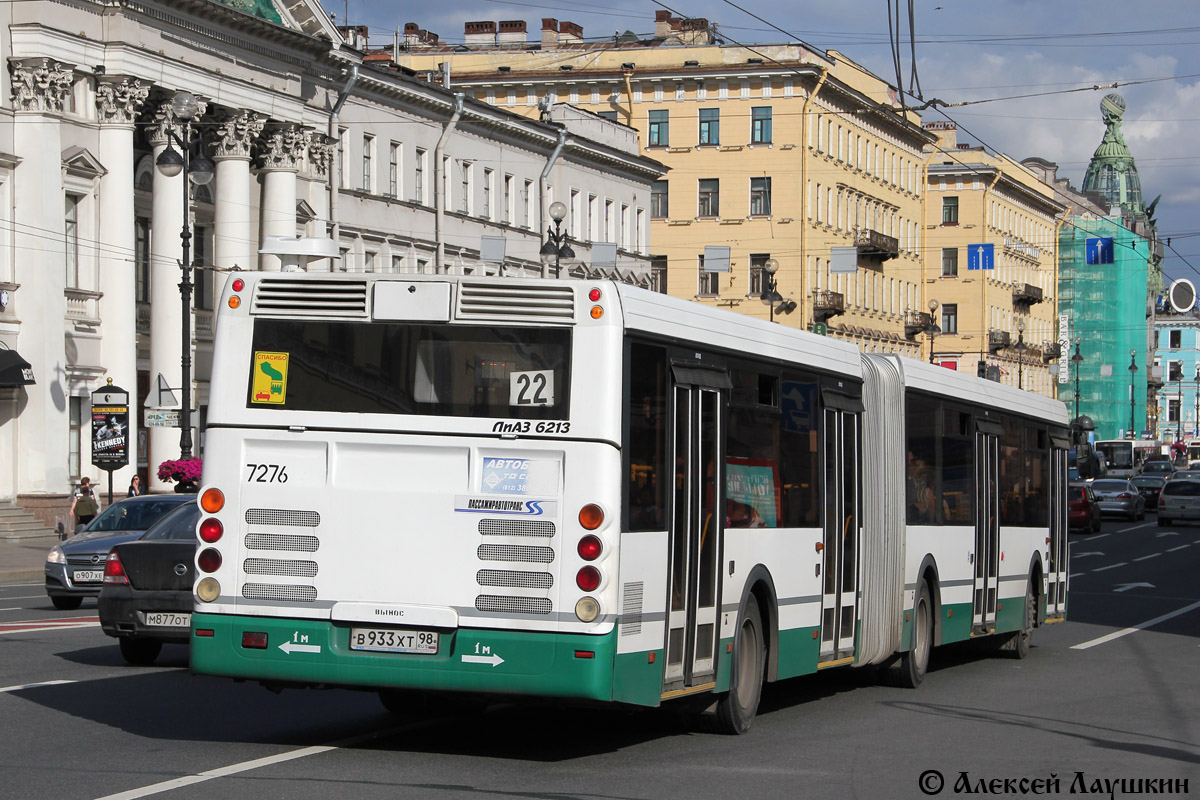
[247,320,570,419]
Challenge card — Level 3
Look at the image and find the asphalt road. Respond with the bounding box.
[2,515,1198,800]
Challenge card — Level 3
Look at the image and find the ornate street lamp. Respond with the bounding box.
[154,90,214,461]
[1071,341,1084,420]
[1128,350,1138,438]
[539,201,575,278]
[927,299,940,363]
[1015,318,1027,390]
[758,258,795,323]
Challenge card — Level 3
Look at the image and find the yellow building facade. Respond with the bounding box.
[923,123,1064,397]
[394,14,935,355]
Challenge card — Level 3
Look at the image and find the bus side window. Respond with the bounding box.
[627,343,667,531]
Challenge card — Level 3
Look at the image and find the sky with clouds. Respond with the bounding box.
[325,0,1200,286]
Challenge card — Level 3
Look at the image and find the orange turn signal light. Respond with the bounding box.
[201,488,225,513]
[228,295,241,309]
[578,504,604,530]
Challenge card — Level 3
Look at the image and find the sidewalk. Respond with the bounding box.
[0,532,58,586]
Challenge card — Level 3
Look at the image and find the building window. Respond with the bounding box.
[483,168,494,220]
[364,251,375,273]
[65,194,81,288]
[1169,398,1181,424]
[648,110,669,146]
[570,190,581,238]
[597,110,619,121]
[941,303,958,335]
[587,195,597,240]
[1170,329,1182,349]
[698,255,719,296]
[69,396,82,479]
[941,247,959,277]
[605,199,615,242]
[749,253,770,295]
[699,108,720,145]
[523,179,533,228]
[751,107,772,144]
[750,177,772,216]
[651,255,668,294]
[388,142,400,197]
[651,180,669,218]
[503,174,513,223]
[1168,360,1183,382]
[193,226,212,310]
[459,160,471,214]
[698,178,719,217]
[135,216,151,303]
[338,127,349,189]
[413,148,426,204]
[942,196,959,224]
[362,134,374,193]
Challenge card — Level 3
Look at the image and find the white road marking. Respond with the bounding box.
[0,583,44,589]
[0,680,76,693]
[1072,600,1200,650]
[1122,522,1156,532]
[92,725,410,800]
[1092,562,1128,572]
[0,607,23,612]
[1167,545,1191,552]
[1134,553,1162,561]
[0,595,46,600]
[1085,533,1110,541]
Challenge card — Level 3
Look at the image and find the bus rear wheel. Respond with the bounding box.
[892,580,932,688]
[711,597,765,735]
[1000,579,1036,660]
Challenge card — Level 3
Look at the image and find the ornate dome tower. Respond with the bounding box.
[1081,93,1146,216]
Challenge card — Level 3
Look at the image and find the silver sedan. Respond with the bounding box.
[1089,479,1146,520]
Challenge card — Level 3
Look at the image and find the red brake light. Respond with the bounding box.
[578,535,602,561]
[197,548,222,573]
[232,278,245,292]
[577,566,601,592]
[103,550,128,585]
[588,288,602,302]
[199,518,224,543]
[241,631,268,649]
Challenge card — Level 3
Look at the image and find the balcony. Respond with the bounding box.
[1012,283,1044,308]
[853,227,899,268]
[1041,341,1062,363]
[812,290,845,323]
[195,310,214,342]
[904,310,933,340]
[988,330,1011,353]
[136,302,150,336]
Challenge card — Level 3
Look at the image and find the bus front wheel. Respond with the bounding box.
[712,597,765,735]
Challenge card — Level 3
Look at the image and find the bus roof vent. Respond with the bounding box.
[252,278,368,317]
[456,281,575,322]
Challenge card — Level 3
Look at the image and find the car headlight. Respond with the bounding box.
[46,546,66,565]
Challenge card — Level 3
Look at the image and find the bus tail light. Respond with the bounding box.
[577,535,602,561]
[232,278,245,292]
[201,488,225,513]
[103,551,128,585]
[590,305,604,319]
[199,518,224,543]
[197,548,222,573]
[242,631,268,649]
[576,566,601,592]
[579,504,604,530]
[575,596,600,622]
[196,577,220,602]
[588,288,602,301]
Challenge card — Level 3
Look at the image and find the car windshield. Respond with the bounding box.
[139,503,201,540]
[85,499,191,533]
[1091,480,1128,492]
[1131,477,1164,487]
[1161,481,1200,496]
[1143,462,1172,472]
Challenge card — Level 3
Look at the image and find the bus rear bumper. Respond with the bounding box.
[190,612,618,702]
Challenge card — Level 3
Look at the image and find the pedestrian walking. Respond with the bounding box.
[69,477,101,528]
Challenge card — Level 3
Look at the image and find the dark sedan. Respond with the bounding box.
[44,494,196,610]
[1131,475,1167,510]
[99,502,200,665]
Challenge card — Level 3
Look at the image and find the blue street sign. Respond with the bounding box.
[1085,237,1114,265]
[967,243,994,271]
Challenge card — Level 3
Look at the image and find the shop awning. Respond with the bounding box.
[0,349,34,386]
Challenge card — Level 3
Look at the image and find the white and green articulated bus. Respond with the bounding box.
[190,273,1069,734]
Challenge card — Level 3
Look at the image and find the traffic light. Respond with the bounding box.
[977,360,987,379]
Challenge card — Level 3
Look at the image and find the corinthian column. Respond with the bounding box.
[258,124,304,271]
[9,57,73,494]
[146,96,206,490]
[96,76,149,493]
[213,110,265,297]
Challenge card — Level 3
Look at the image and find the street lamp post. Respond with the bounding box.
[1071,341,1084,420]
[758,258,796,323]
[539,201,575,278]
[1015,318,1027,390]
[927,299,940,363]
[154,91,214,461]
[1194,367,1199,442]
[1178,378,1184,441]
[1128,350,1138,438]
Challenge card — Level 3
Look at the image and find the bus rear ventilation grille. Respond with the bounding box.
[477,544,555,564]
[252,279,368,317]
[242,583,317,603]
[475,595,552,615]
[244,533,320,552]
[478,519,555,538]
[246,509,321,527]
[477,569,553,589]
[456,281,575,322]
[244,558,318,578]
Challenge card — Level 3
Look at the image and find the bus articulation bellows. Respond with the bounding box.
[190,273,1070,734]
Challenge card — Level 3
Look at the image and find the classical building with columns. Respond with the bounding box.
[0,0,664,523]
